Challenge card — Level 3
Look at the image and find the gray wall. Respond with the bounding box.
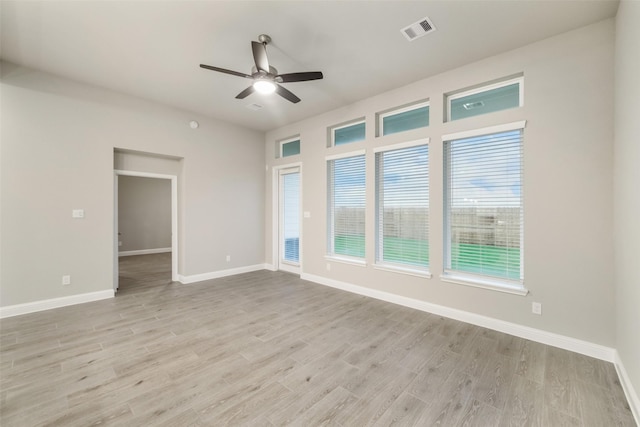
[265,20,616,347]
[0,62,265,306]
[614,0,640,411]
[118,176,171,253]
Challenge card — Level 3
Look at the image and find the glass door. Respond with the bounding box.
[279,168,300,273]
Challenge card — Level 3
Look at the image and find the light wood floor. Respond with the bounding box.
[0,253,635,426]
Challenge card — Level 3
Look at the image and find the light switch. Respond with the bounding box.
[72,209,85,218]
[303,211,311,218]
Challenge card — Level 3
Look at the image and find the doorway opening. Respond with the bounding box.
[114,170,178,294]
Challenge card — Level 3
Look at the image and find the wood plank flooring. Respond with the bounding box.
[0,253,636,426]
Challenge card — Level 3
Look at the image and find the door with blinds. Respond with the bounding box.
[278,167,301,274]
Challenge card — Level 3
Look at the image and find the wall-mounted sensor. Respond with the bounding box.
[189,120,199,129]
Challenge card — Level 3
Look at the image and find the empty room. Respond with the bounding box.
[1,1,638,426]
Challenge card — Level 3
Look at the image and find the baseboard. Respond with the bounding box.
[119,247,171,257]
[264,264,277,272]
[178,264,268,284]
[301,273,616,363]
[0,290,115,319]
[614,351,640,425]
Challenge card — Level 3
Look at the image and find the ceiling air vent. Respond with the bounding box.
[401,16,436,41]
[246,103,263,111]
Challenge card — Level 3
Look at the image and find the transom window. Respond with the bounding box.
[279,137,301,158]
[329,120,366,147]
[446,77,523,122]
[378,102,429,136]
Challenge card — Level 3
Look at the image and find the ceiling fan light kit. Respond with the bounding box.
[253,79,276,94]
[200,34,323,104]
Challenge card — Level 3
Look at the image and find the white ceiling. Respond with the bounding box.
[1,1,618,132]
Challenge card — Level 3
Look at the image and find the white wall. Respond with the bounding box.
[265,20,616,347]
[118,176,171,253]
[0,62,265,307]
[614,0,640,414]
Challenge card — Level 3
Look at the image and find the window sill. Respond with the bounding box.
[374,263,432,279]
[325,255,367,267]
[440,272,528,296]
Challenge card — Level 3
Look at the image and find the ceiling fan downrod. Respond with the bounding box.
[257,34,271,45]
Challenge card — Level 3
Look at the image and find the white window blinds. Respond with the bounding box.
[444,128,523,283]
[281,171,300,263]
[375,143,429,269]
[327,153,366,258]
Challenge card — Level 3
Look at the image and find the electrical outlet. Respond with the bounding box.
[118,241,122,247]
[326,263,331,271]
[532,302,542,315]
[226,255,231,262]
[62,275,71,286]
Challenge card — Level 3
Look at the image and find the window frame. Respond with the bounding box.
[441,120,528,296]
[445,76,524,122]
[374,138,431,277]
[278,136,301,158]
[326,149,367,265]
[328,119,366,147]
[377,101,430,137]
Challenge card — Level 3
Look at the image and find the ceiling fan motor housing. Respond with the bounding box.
[251,65,279,77]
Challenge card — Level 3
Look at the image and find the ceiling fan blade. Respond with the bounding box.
[275,84,301,103]
[251,41,270,73]
[235,85,255,99]
[277,71,324,83]
[200,64,252,79]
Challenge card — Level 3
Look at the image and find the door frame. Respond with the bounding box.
[271,163,302,274]
[114,170,179,292]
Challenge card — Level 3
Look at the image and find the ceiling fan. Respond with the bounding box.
[200,34,323,104]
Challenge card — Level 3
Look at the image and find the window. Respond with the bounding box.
[379,102,429,136]
[279,137,300,158]
[330,120,366,146]
[443,121,526,293]
[446,77,523,122]
[375,140,429,272]
[327,151,366,260]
